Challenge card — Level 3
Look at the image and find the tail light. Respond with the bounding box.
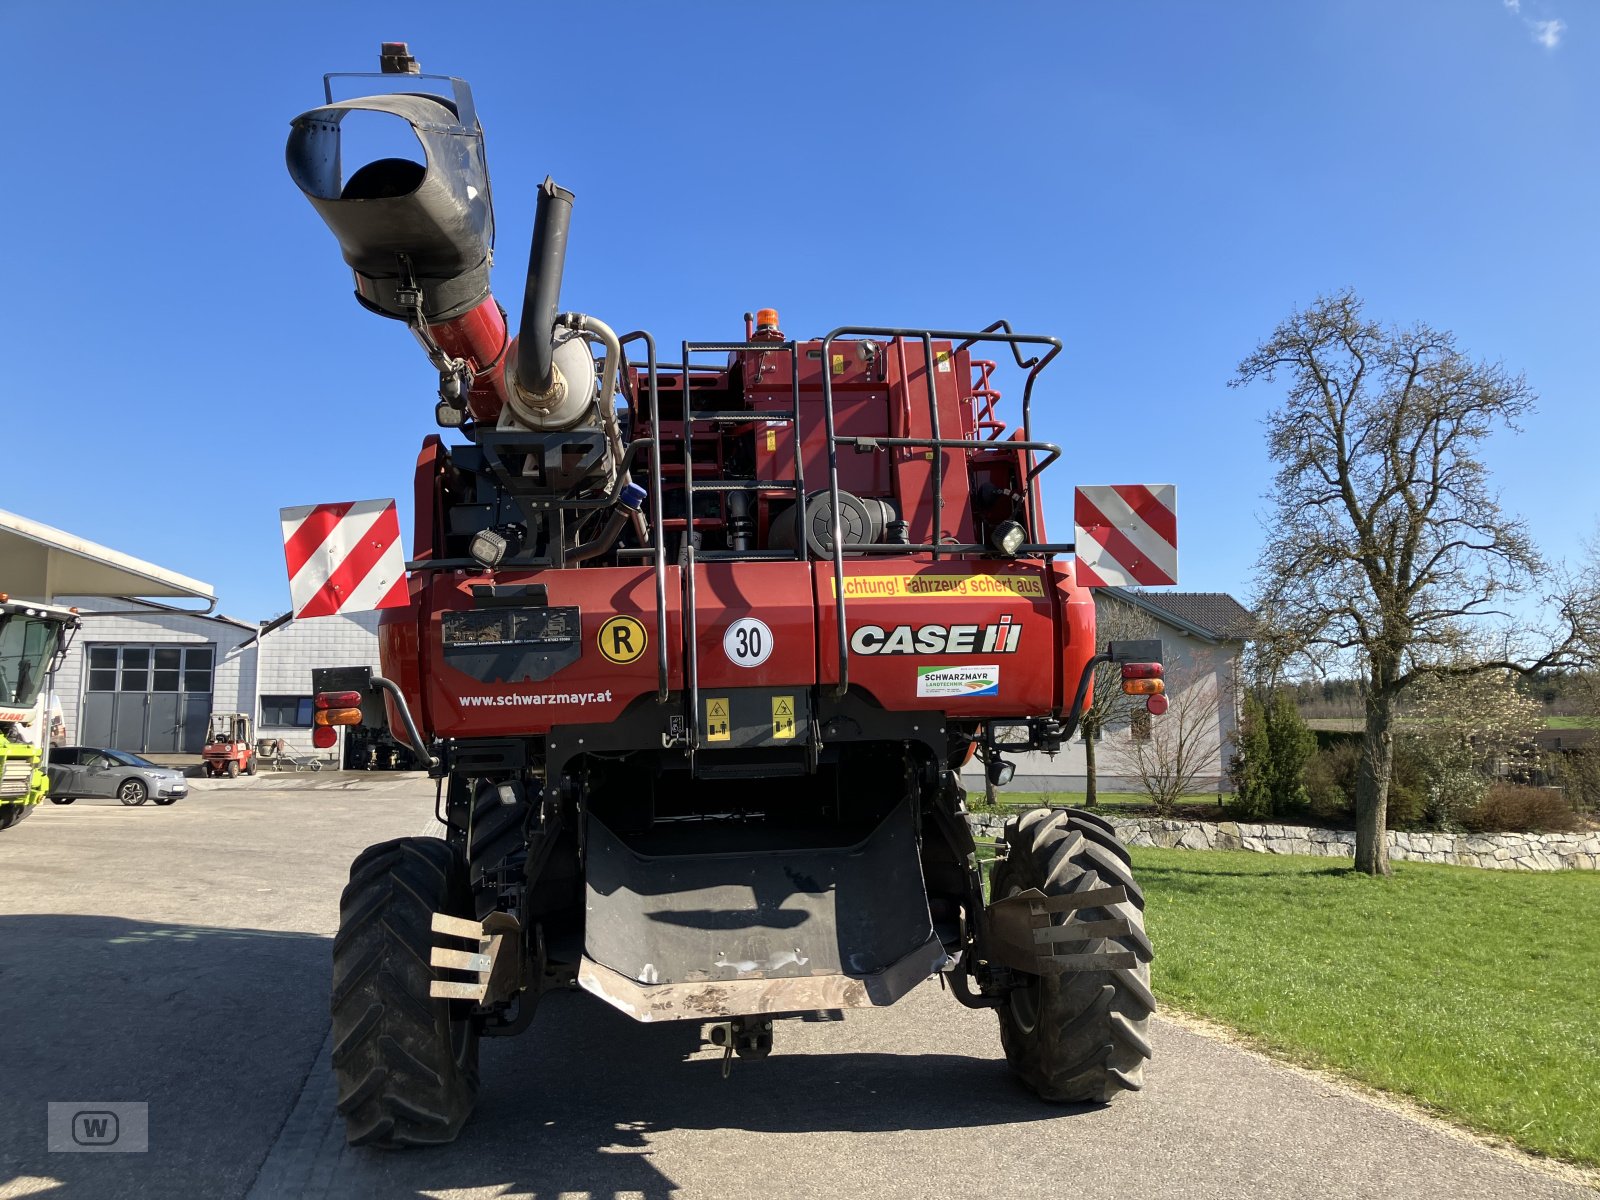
[1121,678,1165,697]
[312,725,338,749]
[1120,663,1163,680]
[316,691,364,709]
[315,707,364,727]
[1145,693,1170,717]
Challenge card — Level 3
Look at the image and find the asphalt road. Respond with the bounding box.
[0,776,1589,1200]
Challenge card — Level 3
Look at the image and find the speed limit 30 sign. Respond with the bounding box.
[723,617,773,667]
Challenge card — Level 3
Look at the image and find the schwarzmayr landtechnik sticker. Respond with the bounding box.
[916,664,1000,698]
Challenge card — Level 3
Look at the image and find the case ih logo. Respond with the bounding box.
[851,616,1021,656]
[279,499,408,619]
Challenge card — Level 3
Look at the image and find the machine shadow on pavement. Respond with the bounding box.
[0,913,1082,1200]
[342,990,1077,1200]
[0,914,331,1199]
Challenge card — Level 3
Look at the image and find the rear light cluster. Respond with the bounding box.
[1120,662,1168,716]
[312,689,369,747]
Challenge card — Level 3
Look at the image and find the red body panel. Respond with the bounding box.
[385,566,684,737]
[690,562,817,692]
[815,559,1070,718]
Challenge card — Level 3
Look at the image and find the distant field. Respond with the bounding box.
[1544,715,1598,729]
[1305,715,1596,732]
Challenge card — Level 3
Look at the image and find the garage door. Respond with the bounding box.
[80,644,214,754]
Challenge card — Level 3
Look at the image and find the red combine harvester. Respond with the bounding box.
[287,44,1174,1147]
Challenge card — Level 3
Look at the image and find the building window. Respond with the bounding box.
[183,646,214,693]
[261,695,314,727]
[86,644,213,693]
[1131,710,1152,743]
[87,647,119,691]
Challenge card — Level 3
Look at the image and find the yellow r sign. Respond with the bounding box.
[597,616,647,665]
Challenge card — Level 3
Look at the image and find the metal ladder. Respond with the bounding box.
[679,338,804,746]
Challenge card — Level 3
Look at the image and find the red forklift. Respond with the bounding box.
[201,712,257,778]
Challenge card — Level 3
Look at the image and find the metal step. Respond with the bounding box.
[688,479,802,493]
[696,549,800,562]
[688,410,795,423]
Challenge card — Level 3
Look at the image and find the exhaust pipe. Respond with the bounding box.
[513,179,575,398]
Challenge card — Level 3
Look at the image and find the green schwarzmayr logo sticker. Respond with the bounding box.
[916,664,1000,698]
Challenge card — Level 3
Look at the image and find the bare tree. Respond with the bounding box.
[1234,290,1590,875]
[1079,595,1160,807]
[1112,660,1224,816]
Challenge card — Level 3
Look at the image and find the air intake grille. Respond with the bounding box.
[0,757,34,799]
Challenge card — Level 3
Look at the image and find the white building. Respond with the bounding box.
[54,598,385,762]
[963,589,1254,796]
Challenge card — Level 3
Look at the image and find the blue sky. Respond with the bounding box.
[2,1,1593,622]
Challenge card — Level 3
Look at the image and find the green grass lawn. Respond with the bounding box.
[1127,847,1600,1165]
[1544,715,1598,729]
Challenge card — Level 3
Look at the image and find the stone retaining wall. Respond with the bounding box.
[967,811,1600,871]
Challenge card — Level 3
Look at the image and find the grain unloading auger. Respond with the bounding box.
[287,44,1176,1147]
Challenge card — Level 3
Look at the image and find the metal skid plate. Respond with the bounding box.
[579,800,946,1020]
[985,885,1139,974]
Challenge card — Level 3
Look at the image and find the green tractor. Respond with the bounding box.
[0,595,79,831]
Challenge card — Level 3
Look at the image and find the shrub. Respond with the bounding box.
[1230,693,1273,820]
[1303,741,1358,823]
[1461,784,1582,834]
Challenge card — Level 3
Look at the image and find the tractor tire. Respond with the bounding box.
[990,807,1153,1103]
[118,779,149,806]
[0,803,33,830]
[331,837,480,1148]
[226,761,240,779]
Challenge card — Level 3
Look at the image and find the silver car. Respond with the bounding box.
[46,746,189,807]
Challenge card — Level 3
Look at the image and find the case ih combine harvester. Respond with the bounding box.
[287,45,1175,1147]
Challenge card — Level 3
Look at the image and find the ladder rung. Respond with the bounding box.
[689,410,794,422]
[687,479,801,493]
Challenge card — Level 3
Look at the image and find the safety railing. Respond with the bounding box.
[816,323,1074,695]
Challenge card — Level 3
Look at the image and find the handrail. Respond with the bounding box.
[617,331,668,702]
[817,324,1065,696]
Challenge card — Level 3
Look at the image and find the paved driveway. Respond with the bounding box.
[0,777,1588,1199]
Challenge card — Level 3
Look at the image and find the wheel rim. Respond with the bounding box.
[119,781,146,805]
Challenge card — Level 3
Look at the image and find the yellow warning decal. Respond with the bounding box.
[766,429,777,453]
[597,615,648,664]
[829,573,1046,600]
[935,349,951,373]
[705,697,731,742]
[771,695,796,739]
[831,353,846,375]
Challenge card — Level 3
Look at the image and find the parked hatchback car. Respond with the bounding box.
[46,747,189,806]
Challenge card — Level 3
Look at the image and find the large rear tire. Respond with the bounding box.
[331,837,480,1148]
[990,808,1153,1103]
[0,803,33,830]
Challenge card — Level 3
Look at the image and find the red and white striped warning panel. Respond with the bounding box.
[1073,485,1178,588]
[280,499,408,619]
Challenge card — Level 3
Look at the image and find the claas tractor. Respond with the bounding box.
[287,44,1171,1148]
[0,595,79,831]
